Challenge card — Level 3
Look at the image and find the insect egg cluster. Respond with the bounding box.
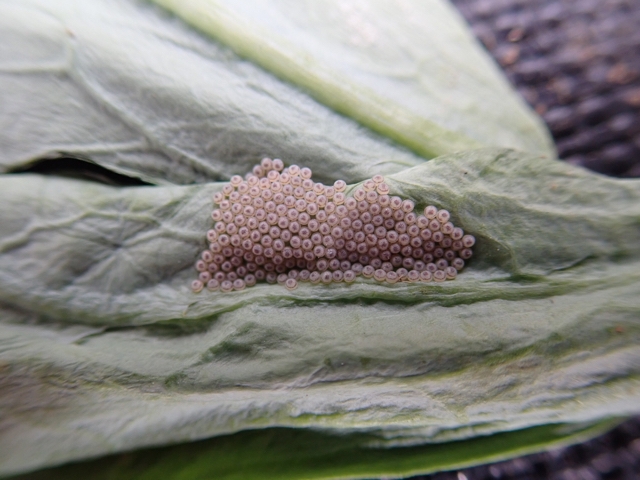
[192,158,475,292]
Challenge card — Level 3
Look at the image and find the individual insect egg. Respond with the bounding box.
[247,175,260,186]
[320,271,332,283]
[351,263,363,273]
[362,265,375,278]
[297,212,310,225]
[267,170,279,182]
[325,187,335,199]
[213,192,225,204]
[432,231,444,243]
[373,269,386,281]
[435,258,448,270]
[365,191,378,204]
[388,196,402,210]
[344,270,356,282]
[407,270,420,282]
[428,219,441,232]
[424,205,438,219]
[444,249,456,261]
[233,279,246,291]
[401,257,414,269]
[311,182,323,195]
[397,234,410,246]
[220,280,234,291]
[352,189,365,201]
[218,234,231,246]
[277,273,288,284]
[328,258,341,271]
[206,229,218,243]
[206,278,220,291]
[222,185,234,196]
[413,260,426,271]
[377,195,390,208]
[452,258,465,270]
[334,180,347,192]
[269,180,282,193]
[385,271,398,283]
[416,216,430,229]
[284,278,298,290]
[436,209,450,223]
[445,266,457,279]
[420,271,432,282]
[403,212,416,224]
[401,199,414,213]
[363,179,377,192]
[355,201,368,214]
[272,158,284,171]
[393,210,404,222]
[302,179,314,192]
[223,210,235,223]
[344,197,357,211]
[433,270,446,282]
[462,235,476,248]
[306,203,319,216]
[294,199,307,212]
[191,279,204,293]
[244,274,257,287]
[288,165,300,176]
[258,178,271,191]
[332,270,344,282]
[293,186,305,199]
[299,167,312,179]
[201,250,215,263]
[324,202,336,214]
[373,180,391,195]
[333,192,345,205]
[279,173,291,184]
[309,271,321,283]
[396,268,408,279]
[460,248,473,259]
[304,190,317,203]
[419,228,432,241]
[261,157,273,170]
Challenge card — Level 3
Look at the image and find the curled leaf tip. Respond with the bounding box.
[193,159,474,292]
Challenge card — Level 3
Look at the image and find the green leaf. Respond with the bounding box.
[151,0,556,159]
[0,0,552,187]
[1,149,639,477]
[6,420,624,480]
[0,0,637,478]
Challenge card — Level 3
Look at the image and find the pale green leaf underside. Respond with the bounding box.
[0,0,553,189]
[151,0,555,159]
[1,149,639,476]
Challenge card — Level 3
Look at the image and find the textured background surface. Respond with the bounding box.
[414,0,640,478]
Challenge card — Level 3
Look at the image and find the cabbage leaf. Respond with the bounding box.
[1,0,638,479]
